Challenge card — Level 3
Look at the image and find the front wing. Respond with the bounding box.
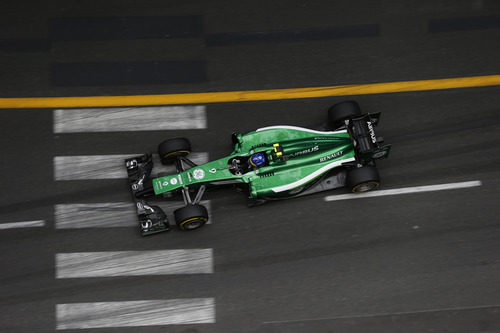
[125,154,170,236]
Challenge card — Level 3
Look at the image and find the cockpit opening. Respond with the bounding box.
[229,152,268,175]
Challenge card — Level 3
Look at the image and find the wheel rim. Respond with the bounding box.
[353,181,379,193]
[181,218,205,230]
[163,150,190,159]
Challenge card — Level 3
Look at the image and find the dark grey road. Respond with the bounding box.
[1,1,499,332]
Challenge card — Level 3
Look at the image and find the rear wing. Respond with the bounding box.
[349,112,391,163]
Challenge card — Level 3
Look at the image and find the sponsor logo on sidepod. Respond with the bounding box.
[320,150,343,162]
[289,145,319,157]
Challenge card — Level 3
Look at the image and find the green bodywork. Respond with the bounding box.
[152,126,361,199]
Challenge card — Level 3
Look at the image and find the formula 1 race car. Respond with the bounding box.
[125,101,391,236]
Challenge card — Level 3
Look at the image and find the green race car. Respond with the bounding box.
[125,101,391,236]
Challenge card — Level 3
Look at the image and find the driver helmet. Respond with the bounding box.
[249,152,266,167]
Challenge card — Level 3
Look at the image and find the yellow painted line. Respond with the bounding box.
[1,74,500,109]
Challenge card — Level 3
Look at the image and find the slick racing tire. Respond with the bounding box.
[328,101,362,129]
[347,166,380,193]
[174,204,209,231]
[158,138,191,165]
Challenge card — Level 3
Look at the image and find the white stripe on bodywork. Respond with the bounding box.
[56,249,213,278]
[256,126,347,135]
[271,157,356,193]
[54,153,208,180]
[54,106,206,133]
[0,220,45,229]
[324,180,482,201]
[56,298,215,329]
[54,201,212,228]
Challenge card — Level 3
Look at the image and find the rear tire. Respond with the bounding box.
[174,204,208,231]
[328,101,361,129]
[158,138,191,165]
[347,166,380,193]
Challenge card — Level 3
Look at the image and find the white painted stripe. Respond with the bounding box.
[0,220,45,229]
[55,201,212,228]
[324,180,482,202]
[257,125,347,135]
[271,157,356,193]
[56,249,213,278]
[262,304,499,325]
[54,106,206,133]
[54,152,208,180]
[56,298,215,329]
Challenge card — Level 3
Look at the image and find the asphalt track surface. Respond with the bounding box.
[1,1,500,332]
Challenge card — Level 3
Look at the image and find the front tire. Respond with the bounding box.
[347,166,380,193]
[158,138,191,165]
[174,204,208,231]
[328,101,361,129]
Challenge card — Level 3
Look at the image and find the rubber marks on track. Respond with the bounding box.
[429,15,500,33]
[51,61,207,87]
[205,24,379,46]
